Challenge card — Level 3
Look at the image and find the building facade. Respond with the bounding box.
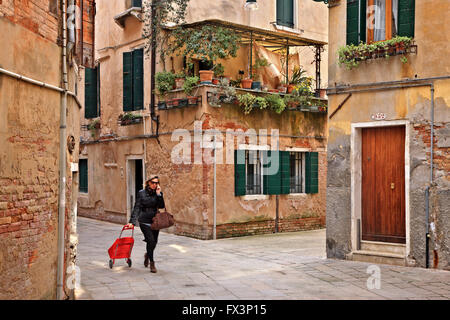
[77,0,329,239]
[0,0,94,299]
[326,0,450,269]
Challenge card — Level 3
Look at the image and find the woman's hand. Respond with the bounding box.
[126,223,134,228]
[156,184,162,196]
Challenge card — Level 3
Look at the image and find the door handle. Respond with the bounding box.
[391,182,395,190]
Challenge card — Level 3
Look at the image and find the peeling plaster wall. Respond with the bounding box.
[0,5,81,299]
[326,1,450,269]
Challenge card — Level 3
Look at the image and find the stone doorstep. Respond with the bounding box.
[348,250,406,267]
[360,240,406,255]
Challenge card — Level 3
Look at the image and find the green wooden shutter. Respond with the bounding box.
[280,151,290,194]
[84,67,98,118]
[305,152,319,194]
[132,48,144,110]
[276,0,285,26]
[360,0,367,43]
[96,64,101,117]
[346,0,359,45]
[132,0,142,7]
[284,0,294,28]
[234,150,246,196]
[79,159,88,193]
[277,0,294,28]
[263,150,281,195]
[398,0,415,37]
[123,51,133,111]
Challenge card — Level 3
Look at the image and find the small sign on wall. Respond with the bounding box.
[371,113,386,121]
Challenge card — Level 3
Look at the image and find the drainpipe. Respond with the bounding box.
[213,136,217,240]
[150,0,160,137]
[57,0,69,300]
[425,84,435,268]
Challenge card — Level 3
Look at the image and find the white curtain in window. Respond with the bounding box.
[374,0,386,41]
[392,0,398,36]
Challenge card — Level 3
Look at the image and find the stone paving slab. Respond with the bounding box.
[75,217,450,300]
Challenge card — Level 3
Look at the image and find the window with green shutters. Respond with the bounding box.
[346,0,414,45]
[234,150,318,196]
[132,0,142,7]
[79,159,88,193]
[123,48,144,111]
[277,0,294,28]
[85,66,100,118]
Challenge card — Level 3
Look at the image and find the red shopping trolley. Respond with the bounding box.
[108,225,134,269]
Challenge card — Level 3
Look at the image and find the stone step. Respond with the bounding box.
[360,240,406,255]
[350,250,406,267]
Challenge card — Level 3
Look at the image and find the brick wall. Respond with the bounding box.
[0,0,60,43]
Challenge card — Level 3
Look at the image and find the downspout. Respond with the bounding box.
[57,0,69,300]
[150,0,160,137]
[425,84,435,268]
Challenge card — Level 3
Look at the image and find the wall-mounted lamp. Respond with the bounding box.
[244,0,258,10]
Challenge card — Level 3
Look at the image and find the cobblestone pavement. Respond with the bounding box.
[75,217,450,300]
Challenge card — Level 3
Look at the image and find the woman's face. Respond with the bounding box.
[148,179,159,190]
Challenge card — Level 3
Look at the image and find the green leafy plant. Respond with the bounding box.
[155,71,175,97]
[237,93,257,114]
[182,76,199,96]
[254,96,268,110]
[252,57,270,81]
[214,63,225,77]
[265,94,286,114]
[87,119,100,137]
[120,112,142,121]
[338,36,413,70]
[170,26,241,73]
[174,71,186,79]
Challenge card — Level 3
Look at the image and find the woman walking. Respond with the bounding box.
[127,175,165,273]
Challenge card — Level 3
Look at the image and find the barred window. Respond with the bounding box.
[290,152,305,193]
[245,150,262,195]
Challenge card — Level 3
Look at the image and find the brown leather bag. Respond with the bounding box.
[151,209,175,230]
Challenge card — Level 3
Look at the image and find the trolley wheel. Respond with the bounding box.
[109,259,113,269]
[127,258,132,268]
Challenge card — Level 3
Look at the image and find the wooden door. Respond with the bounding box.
[361,126,406,244]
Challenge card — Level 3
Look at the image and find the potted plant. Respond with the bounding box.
[87,119,101,137]
[170,26,241,85]
[174,72,186,89]
[155,71,175,106]
[213,63,224,85]
[119,112,143,125]
[251,57,269,90]
[183,76,200,105]
[241,78,253,89]
[289,66,310,94]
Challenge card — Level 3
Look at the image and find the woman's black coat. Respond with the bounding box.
[129,187,165,226]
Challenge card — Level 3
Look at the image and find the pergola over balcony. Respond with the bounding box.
[164,19,327,93]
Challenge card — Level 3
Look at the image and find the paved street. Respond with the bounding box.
[75,217,450,300]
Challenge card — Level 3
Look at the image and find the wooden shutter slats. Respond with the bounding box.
[234,150,246,196]
[123,51,133,111]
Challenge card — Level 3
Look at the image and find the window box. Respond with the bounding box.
[118,113,143,126]
[157,101,167,110]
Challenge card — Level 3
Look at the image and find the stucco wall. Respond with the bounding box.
[0,8,81,299]
[326,1,450,269]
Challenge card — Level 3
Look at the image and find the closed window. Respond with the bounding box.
[79,159,88,193]
[123,48,144,111]
[277,0,294,28]
[85,66,101,118]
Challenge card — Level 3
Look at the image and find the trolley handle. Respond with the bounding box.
[119,224,134,238]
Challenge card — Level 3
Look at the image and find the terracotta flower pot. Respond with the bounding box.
[199,70,214,83]
[241,78,253,89]
[212,78,220,85]
[268,89,278,93]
